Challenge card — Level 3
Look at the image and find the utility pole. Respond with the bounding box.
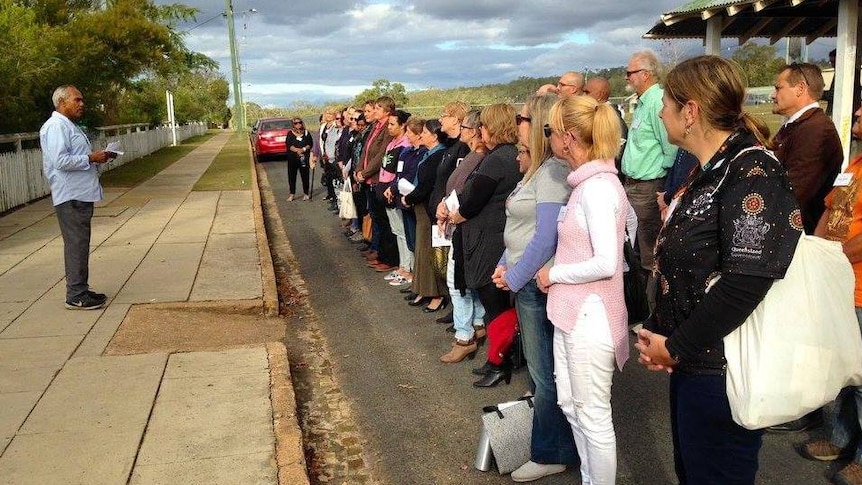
[225,0,245,132]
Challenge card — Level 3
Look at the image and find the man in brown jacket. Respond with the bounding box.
[768,63,843,434]
[771,62,843,234]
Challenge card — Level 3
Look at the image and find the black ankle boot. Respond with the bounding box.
[472,364,511,388]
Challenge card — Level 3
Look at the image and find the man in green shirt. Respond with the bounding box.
[620,50,677,311]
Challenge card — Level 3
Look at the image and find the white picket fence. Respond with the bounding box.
[0,123,207,213]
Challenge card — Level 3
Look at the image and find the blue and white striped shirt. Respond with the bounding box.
[39,111,103,206]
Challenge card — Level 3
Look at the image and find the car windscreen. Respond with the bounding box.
[261,120,291,131]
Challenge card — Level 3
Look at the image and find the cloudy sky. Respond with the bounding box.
[157,0,836,107]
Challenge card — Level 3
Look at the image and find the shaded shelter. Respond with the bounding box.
[645,0,860,162]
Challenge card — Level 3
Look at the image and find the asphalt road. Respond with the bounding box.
[263,160,834,485]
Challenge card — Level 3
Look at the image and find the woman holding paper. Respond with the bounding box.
[448,104,521,386]
[402,119,448,312]
[437,108,489,363]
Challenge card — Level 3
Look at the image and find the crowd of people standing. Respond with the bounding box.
[277,50,859,485]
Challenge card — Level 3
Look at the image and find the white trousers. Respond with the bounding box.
[553,299,617,485]
[385,207,413,272]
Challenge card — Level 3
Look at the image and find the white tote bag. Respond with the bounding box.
[723,234,862,430]
[337,179,356,219]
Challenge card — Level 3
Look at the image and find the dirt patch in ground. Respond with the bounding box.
[104,300,287,355]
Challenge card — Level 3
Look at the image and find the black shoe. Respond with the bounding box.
[767,413,821,433]
[473,364,512,388]
[472,362,492,376]
[399,287,414,294]
[356,244,370,251]
[403,292,418,301]
[445,325,455,333]
[423,297,448,313]
[436,310,454,324]
[65,293,105,310]
[87,290,107,303]
[408,296,430,307]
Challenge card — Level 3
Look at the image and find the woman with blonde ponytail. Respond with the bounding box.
[535,95,631,485]
[636,55,801,484]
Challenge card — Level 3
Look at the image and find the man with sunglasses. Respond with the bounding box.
[771,62,842,235]
[620,50,677,313]
[536,71,584,98]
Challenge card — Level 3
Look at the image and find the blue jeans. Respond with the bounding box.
[515,280,578,464]
[823,307,862,464]
[447,253,483,341]
[670,372,763,485]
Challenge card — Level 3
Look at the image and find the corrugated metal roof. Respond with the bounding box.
[646,0,840,42]
[666,0,752,15]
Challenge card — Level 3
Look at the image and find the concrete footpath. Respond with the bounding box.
[0,132,308,484]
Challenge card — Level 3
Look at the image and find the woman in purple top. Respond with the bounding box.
[491,94,578,481]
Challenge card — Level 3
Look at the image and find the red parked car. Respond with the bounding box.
[250,117,292,162]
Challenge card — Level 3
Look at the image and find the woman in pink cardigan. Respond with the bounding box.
[536,95,630,485]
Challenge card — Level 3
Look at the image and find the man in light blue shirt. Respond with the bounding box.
[40,85,113,310]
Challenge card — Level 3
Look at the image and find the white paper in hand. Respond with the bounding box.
[105,141,124,155]
[445,190,459,212]
[431,224,452,247]
[398,178,415,196]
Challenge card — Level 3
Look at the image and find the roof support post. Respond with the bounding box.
[705,16,722,54]
[833,0,859,163]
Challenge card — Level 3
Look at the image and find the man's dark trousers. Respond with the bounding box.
[55,200,93,301]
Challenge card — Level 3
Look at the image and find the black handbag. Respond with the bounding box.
[623,238,650,323]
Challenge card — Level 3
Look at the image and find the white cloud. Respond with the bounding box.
[157,0,838,107]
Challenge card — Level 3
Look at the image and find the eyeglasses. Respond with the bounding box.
[625,69,647,78]
[460,124,475,130]
[543,124,553,138]
[515,114,531,125]
[557,82,578,89]
[293,121,303,125]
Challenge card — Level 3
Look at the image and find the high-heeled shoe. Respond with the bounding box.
[439,339,478,363]
[472,364,511,387]
[408,296,430,307]
[403,292,418,301]
[472,361,492,376]
[423,297,449,313]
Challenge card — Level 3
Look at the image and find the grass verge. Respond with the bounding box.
[193,131,252,191]
[100,131,217,188]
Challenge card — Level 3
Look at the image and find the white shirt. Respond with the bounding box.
[784,102,820,126]
[39,111,103,206]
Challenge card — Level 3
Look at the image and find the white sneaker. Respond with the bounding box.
[388,275,409,286]
[383,271,400,281]
[511,461,566,482]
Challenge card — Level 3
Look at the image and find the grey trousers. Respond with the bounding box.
[624,177,665,312]
[55,200,94,301]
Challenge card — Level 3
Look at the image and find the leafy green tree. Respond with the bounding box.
[1,0,201,133]
[354,79,409,106]
[732,42,786,87]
